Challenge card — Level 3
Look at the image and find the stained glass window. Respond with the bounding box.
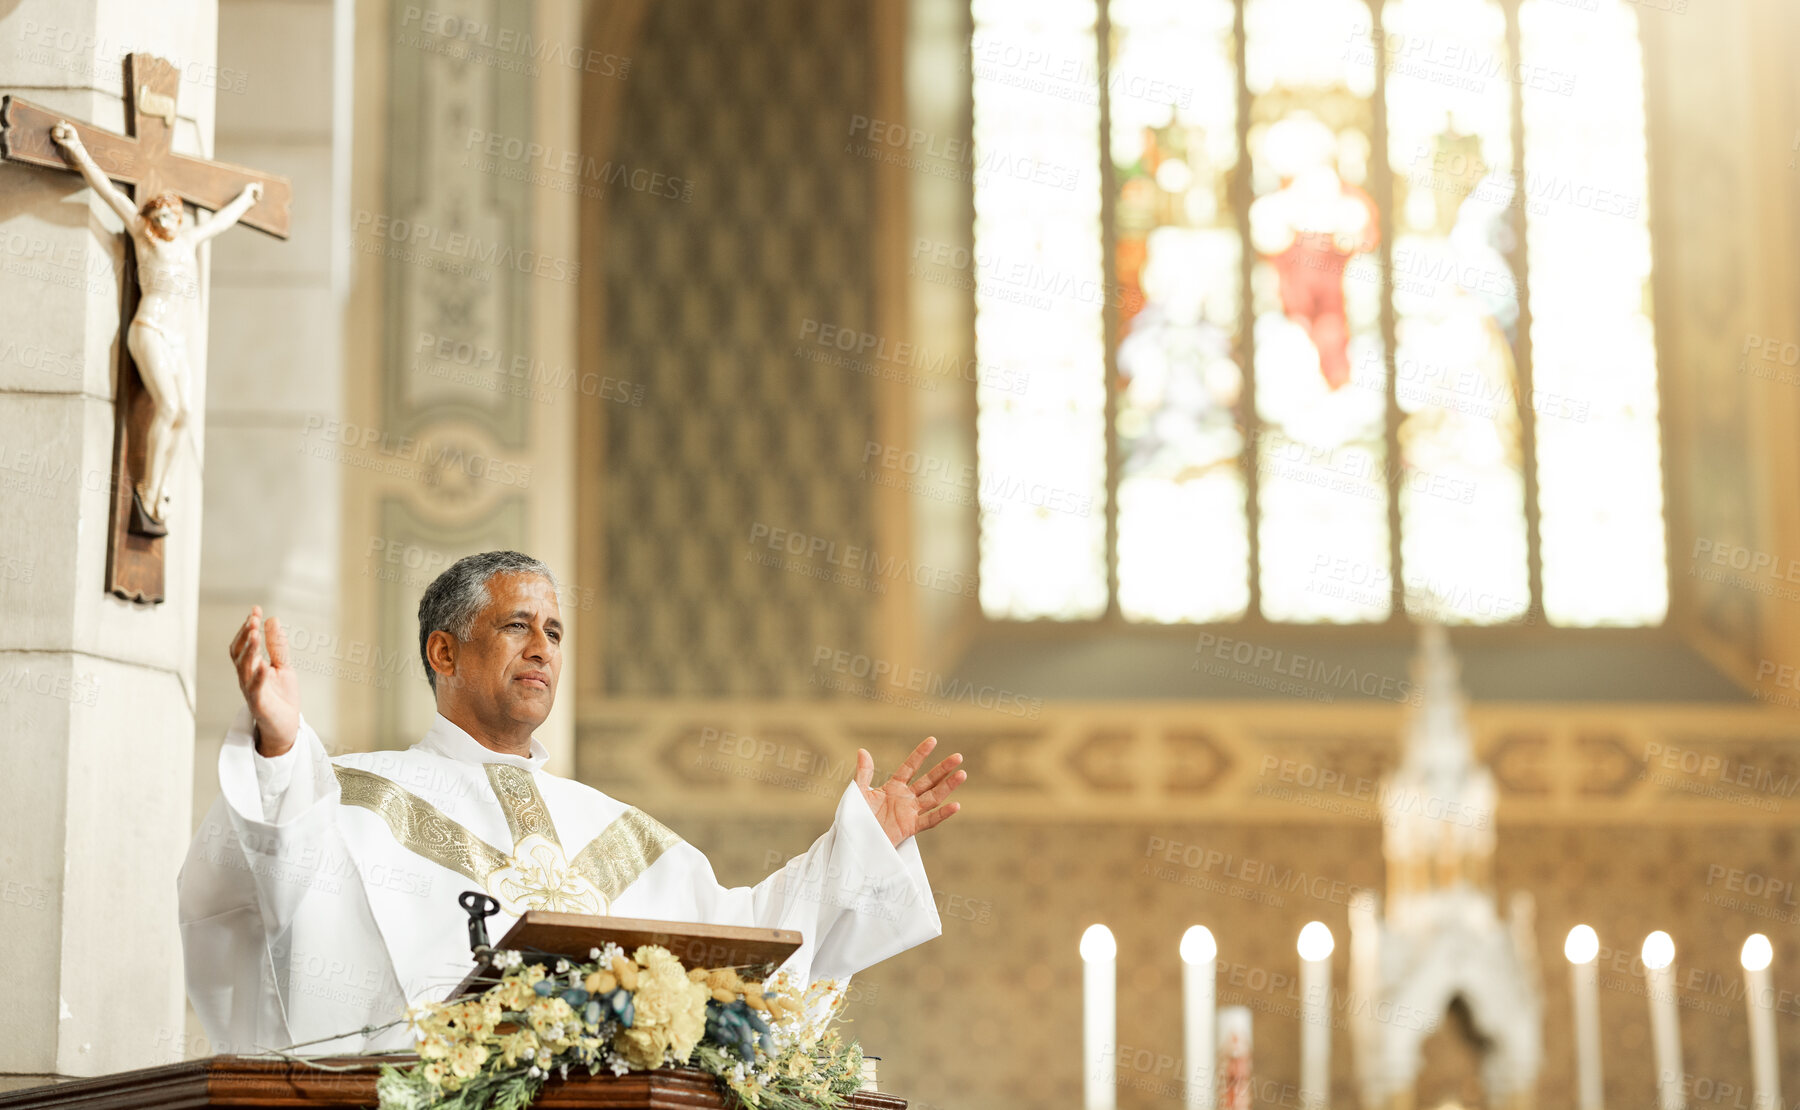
[971,0,1667,627]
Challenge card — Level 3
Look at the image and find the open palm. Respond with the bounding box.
[229,605,300,755]
[855,737,966,848]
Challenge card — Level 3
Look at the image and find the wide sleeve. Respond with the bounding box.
[177,705,404,1054]
[664,782,943,987]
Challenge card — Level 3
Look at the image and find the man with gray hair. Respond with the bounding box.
[178,551,966,1055]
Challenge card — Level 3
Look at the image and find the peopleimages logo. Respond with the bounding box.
[811,647,1042,720]
[351,210,579,283]
[746,523,976,598]
[1194,633,1423,706]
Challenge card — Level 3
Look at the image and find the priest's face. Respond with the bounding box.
[437,571,563,733]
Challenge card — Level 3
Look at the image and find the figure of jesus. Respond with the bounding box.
[180,550,967,1053]
[1248,115,1380,390]
[51,121,263,536]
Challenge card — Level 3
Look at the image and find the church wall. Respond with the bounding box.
[675,813,1798,1110]
[586,0,883,698]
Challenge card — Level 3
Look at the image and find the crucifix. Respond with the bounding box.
[0,53,292,604]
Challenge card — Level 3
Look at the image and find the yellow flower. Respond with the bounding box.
[497,1029,541,1067]
[449,1041,489,1079]
[421,1062,447,1089]
[417,1031,454,1061]
[493,978,538,1011]
[610,955,639,991]
[615,1025,672,1070]
[610,946,710,1068]
[527,997,577,1044]
[583,970,617,994]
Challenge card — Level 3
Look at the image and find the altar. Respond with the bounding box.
[0,1058,906,1110]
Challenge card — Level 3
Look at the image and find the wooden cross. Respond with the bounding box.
[0,53,292,604]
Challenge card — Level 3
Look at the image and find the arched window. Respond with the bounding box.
[971,0,1665,627]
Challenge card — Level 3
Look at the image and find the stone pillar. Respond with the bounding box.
[0,0,217,1083]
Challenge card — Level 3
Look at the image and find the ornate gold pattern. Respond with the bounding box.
[333,765,511,882]
[334,766,679,914]
[485,764,561,847]
[486,834,607,915]
[569,809,683,902]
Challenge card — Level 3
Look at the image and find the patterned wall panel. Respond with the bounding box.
[666,811,1799,1110]
[384,0,536,447]
[600,0,877,697]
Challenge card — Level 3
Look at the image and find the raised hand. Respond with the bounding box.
[50,121,81,151]
[229,605,300,756]
[854,737,966,848]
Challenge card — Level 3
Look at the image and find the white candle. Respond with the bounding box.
[1297,921,1335,1110]
[1741,934,1781,1110]
[1182,926,1218,1110]
[1565,925,1603,1110]
[1641,930,1685,1110]
[1082,924,1118,1110]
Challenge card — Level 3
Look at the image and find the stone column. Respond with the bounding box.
[0,0,217,1083]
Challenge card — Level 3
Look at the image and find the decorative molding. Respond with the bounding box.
[576,699,1800,824]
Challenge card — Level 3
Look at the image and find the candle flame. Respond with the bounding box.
[1180,925,1217,964]
[1080,923,1117,962]
[1741,934,1772,972]
[1564,924,1599,964]
[1297,920,1335,961]
[1641,930,1675,970]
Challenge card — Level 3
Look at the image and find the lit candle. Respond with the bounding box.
[1297,921,1335,1110]
[1564,925,1603,1110]
[1641,930,1685,1110]
[1740,934,1780,1110]
[1182,926,1218,1110]
[1081,924,1117,1110]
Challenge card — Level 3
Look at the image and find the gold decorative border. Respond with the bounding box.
[576,700,1800,825]
[486,764,561,847]
[569,809,683,902]
[334,765,511,881]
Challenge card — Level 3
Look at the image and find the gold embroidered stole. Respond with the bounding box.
[333,763,679,915]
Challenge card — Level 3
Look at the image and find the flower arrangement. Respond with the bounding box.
[374,944,866,1110]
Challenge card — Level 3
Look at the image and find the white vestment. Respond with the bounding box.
[178,707,942,1054]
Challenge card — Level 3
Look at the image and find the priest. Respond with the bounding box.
[178,550,967,1054]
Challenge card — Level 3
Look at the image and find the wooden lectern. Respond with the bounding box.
[0,1057,908,1110]
[0,915,908,1110]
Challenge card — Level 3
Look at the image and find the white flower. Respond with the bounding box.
[589,947,601,959]
[555,958,571,973]
[526,1066,543,1079]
